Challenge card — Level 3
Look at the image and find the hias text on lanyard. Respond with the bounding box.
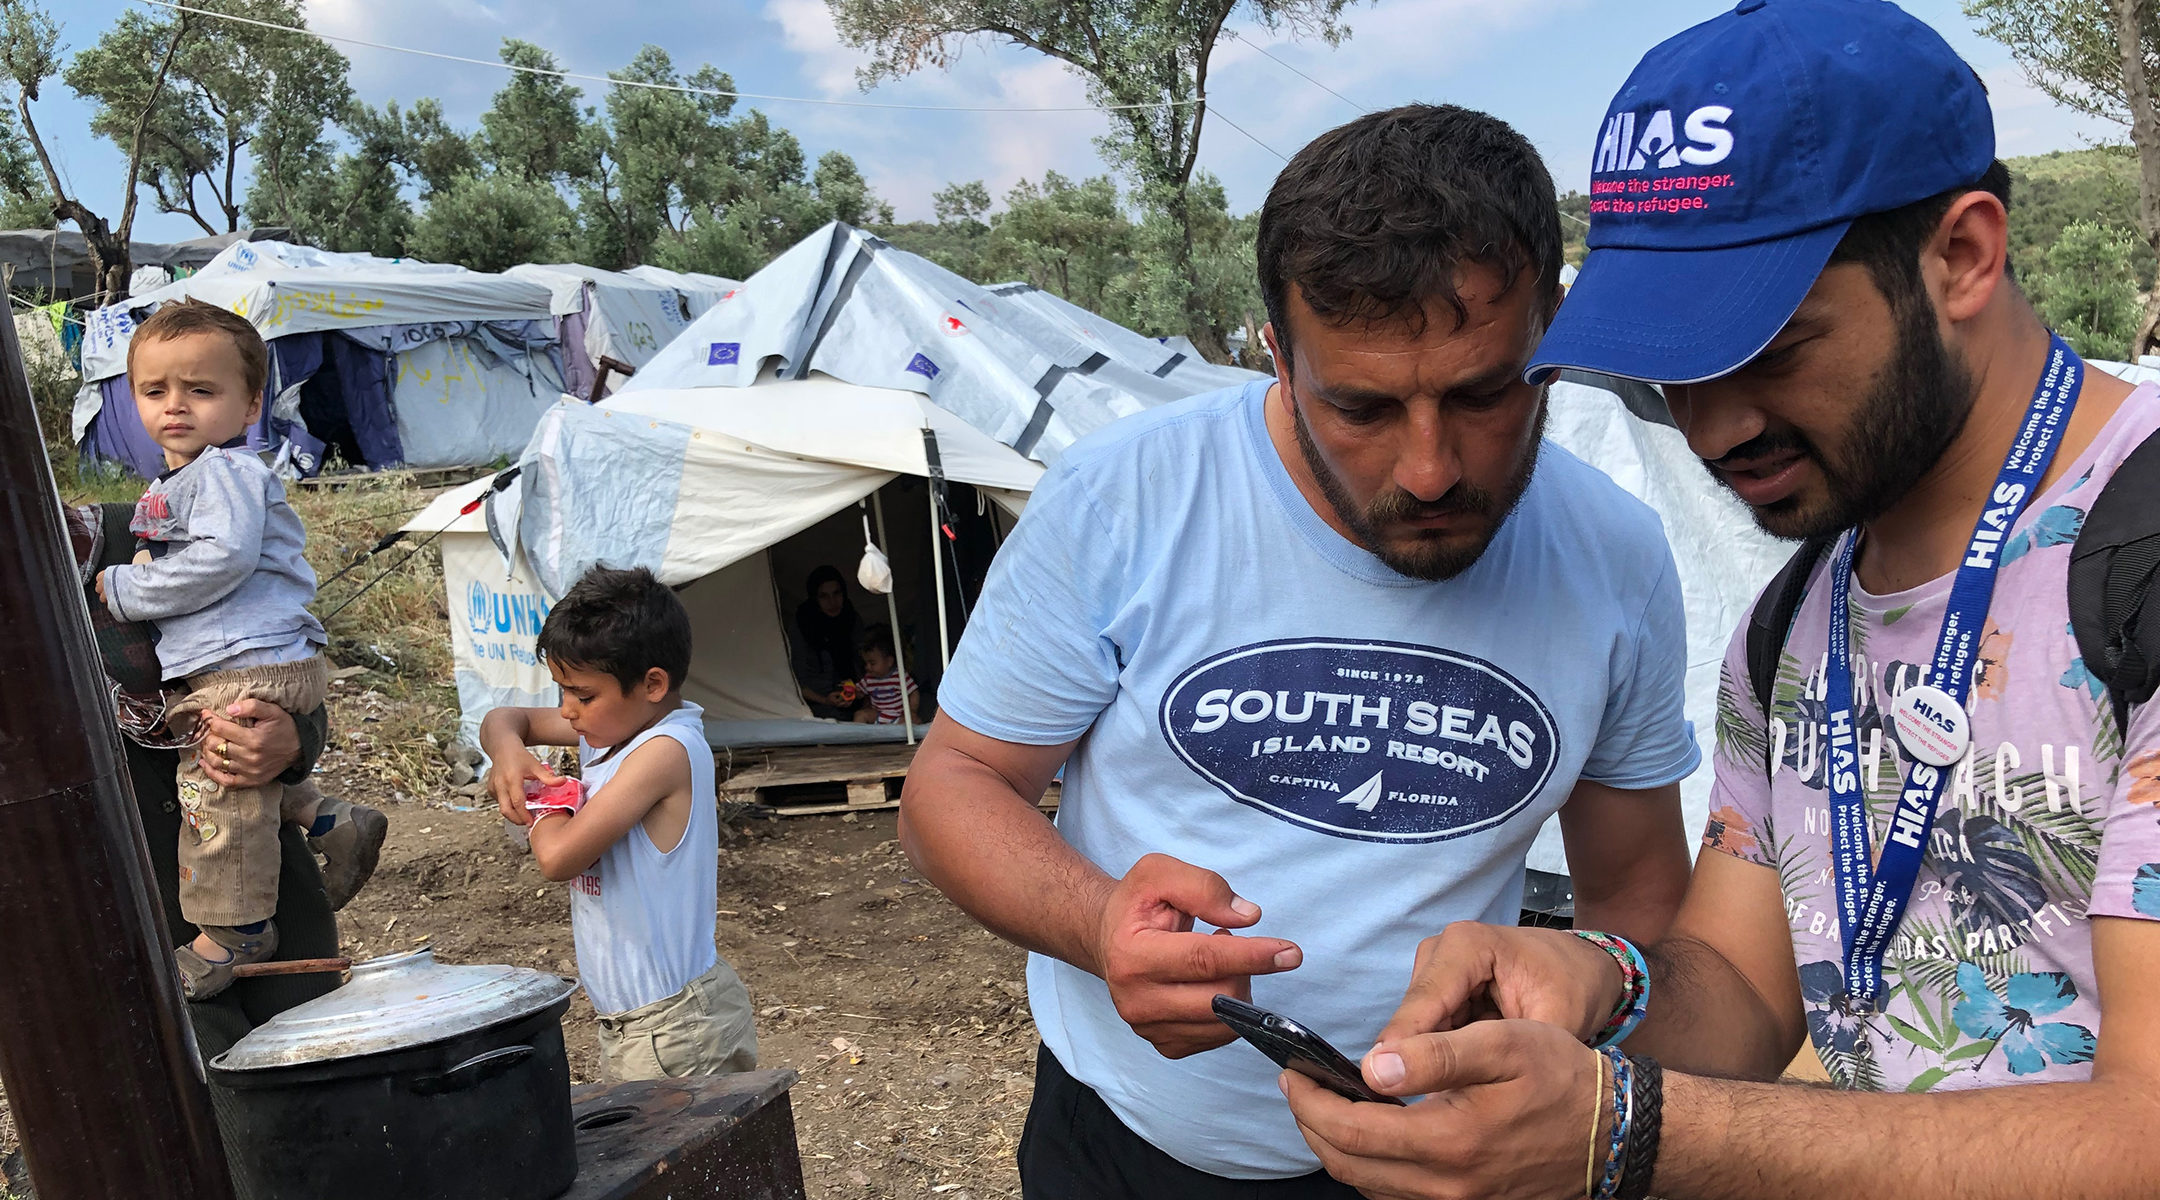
[1824,333,2083,1012]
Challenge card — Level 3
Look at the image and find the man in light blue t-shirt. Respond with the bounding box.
[903,104,1699,1198]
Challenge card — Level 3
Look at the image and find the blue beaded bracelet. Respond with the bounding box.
[1594,1047,1633,1199]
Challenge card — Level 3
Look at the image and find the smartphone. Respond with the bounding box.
[1212,995,1405,1105]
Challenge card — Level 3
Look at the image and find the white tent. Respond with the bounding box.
[503,263,739,400]
[623,264,739,311]
[409,370,1043,749]
[74,240,567,476]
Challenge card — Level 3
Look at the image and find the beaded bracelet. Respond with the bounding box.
[1572,930,1651,1047]
[1593,1047,1633,1200]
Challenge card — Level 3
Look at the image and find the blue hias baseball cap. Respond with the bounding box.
[1527,0,1996,385]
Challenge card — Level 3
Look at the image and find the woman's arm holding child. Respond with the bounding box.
[526,737,690,882]
[482,706,579,826]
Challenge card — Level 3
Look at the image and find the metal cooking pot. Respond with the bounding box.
[206,948,580,1200]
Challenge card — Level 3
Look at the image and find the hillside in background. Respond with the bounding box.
[2007,146,2154,290]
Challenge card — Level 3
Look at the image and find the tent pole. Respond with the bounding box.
[929,487,952,671]
[870,490,916,746]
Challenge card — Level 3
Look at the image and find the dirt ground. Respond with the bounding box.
[321,702,1041,1199]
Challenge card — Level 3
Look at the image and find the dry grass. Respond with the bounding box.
[287,478,460,797]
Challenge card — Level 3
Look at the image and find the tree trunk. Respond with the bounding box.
[2112,0,2160,357]
[1159,186,1231,363]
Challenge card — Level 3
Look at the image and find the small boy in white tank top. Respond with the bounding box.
[482,566,757,1081]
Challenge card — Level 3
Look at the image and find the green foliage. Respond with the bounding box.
[876,166,1261,350]
[408,171,573,271]
[66,0,352,235]
[2007,147,2156,286]
[827,0,1359,359]
[992,170,1130,310]
[1558,191,1590,266]
[2030,218,2144,357]
[1964,0,2156,125]
[932,179,990,228]
[0,103,46,224]
[478,40,586,186]
[815,150,888,226]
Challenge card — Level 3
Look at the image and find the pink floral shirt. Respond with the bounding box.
[1703,384,2160,1092]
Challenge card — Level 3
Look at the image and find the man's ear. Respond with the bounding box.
[1931,190,2012,326]
[1261,322,1294,408]
[644,666,671,700]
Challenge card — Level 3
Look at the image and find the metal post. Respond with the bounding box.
[869,490,915,745]
[0,301,235,1195]
[928,487,952,671]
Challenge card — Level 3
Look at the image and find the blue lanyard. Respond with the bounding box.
[1823,334,2083,1009]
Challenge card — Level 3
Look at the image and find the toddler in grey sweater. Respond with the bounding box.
[96,300,387,1000]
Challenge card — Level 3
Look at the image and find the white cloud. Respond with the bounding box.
[764,0,878,96]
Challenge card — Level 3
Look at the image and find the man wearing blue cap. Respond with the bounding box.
[1280,1,2160,1197]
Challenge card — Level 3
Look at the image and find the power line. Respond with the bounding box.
[1208,106,1289,162]
[134,0,1198,114]
[1223,29,1367,114]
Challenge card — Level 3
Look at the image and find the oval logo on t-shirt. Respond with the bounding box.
[1158,639,1559,843]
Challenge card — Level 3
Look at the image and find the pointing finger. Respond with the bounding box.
[1131,928,1300,983]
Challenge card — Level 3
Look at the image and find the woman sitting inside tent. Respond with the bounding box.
[791,565,869,720]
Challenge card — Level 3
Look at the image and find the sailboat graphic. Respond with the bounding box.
[1337,771,1385,813]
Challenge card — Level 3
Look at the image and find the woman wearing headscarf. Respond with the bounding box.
[791,564,866,719]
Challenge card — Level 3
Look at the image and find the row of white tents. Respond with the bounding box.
[71,240,735,477]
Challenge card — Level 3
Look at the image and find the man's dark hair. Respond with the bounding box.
[1828,159,2014,317]
[1257,103,1563,365]
[536,565,692,694]
[858,623,895,658]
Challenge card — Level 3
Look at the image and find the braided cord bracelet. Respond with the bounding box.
[1616,1054,1664,1200]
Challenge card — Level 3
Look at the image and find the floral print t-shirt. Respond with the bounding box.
[1703,383,2160,1093]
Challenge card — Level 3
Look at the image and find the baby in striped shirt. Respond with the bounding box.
[852,623,927,726]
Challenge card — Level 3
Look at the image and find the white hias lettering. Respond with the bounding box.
[1595,104,1734,172]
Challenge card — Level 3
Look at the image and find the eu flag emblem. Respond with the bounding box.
[708,342,741,366]
[905,353,940,380]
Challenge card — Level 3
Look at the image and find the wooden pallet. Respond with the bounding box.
[716,742,1059,817]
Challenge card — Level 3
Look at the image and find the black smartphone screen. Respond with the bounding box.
[1212,995,1406,1106]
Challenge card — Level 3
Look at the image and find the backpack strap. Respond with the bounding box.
[1744,535,1836,750]
[2069,428,2160,736]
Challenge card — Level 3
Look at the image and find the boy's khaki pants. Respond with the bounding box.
[167,657,327,929]
[595,960,759,1083]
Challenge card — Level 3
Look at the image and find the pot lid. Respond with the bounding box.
[211,948,578,1071]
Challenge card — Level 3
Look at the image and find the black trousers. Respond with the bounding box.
[1018,1045,1365,1200]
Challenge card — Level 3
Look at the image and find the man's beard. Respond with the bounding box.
[1292,398,1545,581]
[1715,297,1976,540]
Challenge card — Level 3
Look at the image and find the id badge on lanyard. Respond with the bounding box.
[1823,333,2083,1011]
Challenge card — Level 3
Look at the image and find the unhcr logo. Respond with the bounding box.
[1158,639,1559,844]
[466,580,551,638]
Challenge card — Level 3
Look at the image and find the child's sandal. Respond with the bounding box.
[175,921,279,1001]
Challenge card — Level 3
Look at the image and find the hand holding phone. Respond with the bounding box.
[1213,995,1405,1105]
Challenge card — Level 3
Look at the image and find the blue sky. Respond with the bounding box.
[34,0,2120,244]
